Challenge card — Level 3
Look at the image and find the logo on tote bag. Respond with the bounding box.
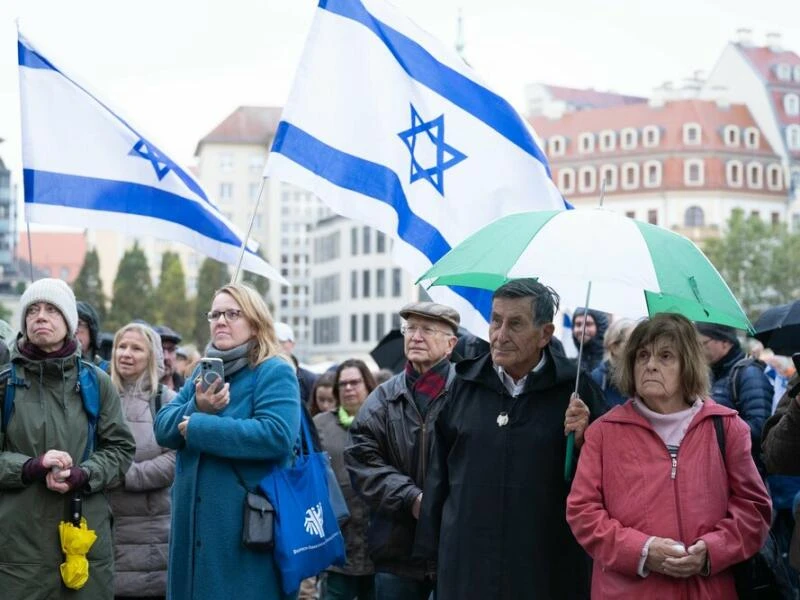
[304,503,325,538]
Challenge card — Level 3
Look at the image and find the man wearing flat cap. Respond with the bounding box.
[153,324,185,392]
[345,301,460,599]
[696,322,773,474]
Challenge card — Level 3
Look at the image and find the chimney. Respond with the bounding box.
[766,32,782,52]
[736,28,753,46]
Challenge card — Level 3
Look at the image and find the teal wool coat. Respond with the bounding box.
[154,356,301,600]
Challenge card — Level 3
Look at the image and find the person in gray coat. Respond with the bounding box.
[107,323,176,599]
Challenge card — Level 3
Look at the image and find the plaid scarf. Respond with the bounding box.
[405,358,450,418]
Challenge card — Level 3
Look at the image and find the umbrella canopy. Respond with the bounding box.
[753,300,800,356]
[417,209,751,331]
[370,329,406,374]
[59,517,97,590]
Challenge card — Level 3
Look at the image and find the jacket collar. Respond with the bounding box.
[386,360,456,402]
[712,345,745,379]
[602,397,735,433]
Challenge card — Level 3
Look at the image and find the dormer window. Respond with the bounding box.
[767,164,783,190]
[558,168,576,193]
[744,127,760,149]
[643,126,660,148]
[777,63,792,81]
[578,133,595,154]
[621,128,638,150]
[599,130,616,152]
[548,136,566,157]
[723,125,740,147]
[788,125,800,151]
[643,161,662,188]
[726,161,743,187]
[684,159,704,186]
[785,94,800,117]
[683,123,702,145]
[747,162,763,188]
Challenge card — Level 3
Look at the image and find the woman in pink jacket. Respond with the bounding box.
[567,313,771,599]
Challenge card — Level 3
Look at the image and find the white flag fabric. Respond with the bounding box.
[264,0,566,339]
[18,32,286,284]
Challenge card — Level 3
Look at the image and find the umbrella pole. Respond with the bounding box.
[565,282,593,482]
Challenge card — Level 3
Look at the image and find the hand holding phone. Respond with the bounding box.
[199,358,224,392]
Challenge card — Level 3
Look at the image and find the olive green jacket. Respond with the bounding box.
[0,342,135,599]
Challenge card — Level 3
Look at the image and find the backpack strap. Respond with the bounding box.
[76,358,101,462]
[712,415,726,467]
[1,364,28,435]
[149,384,165,420]
[728,357,766,409]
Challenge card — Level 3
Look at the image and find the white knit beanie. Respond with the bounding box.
[19,278,79,336]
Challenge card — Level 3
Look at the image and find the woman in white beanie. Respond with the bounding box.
[0,278,135,599]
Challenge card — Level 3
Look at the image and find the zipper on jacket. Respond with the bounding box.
[667,447,687,543]
[670,454,677,479]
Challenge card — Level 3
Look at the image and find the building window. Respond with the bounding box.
[794,65,800,82]
[248,154,264,173]
[723,125,740,147]
[558,168,575,193]
[647,210,658,225]
[548,136,566,156]
[350,314,358,343]
[350,227,358,255]
[599,130,616,152]
[362,270,371,298]
[578,167,596,193]
[625,211,635,219]
[684,206,705,227]
[350,270,358,299]
[376,313,386,339]
[578,133,595,154]
[600,165,617,191]
[784,93,800,117]
[622,163,639,190]
[787,125,800,151]
[643,161,662,188]
[684,159,704,186]
[376,269,386,297]
[219,182,233,200]
[772,212,781,226]
[643,126,660,148]
[376,231,386,253]
[621,128,638,150]
[777,63,792,81]
[751,210,761,219]
[362,227,371,254]
[312,316,340,345]
[362,314,371,342]
[392,268,402,297]
[744,127,760,149]
[219,152,233,172]
[391,313,401,330]
[248,183,260,203]
[767,164,783,190]
[747,162,763,188]
[727,161,743,187]
[683,123,701,145]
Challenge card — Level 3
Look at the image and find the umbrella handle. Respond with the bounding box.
[564,432,575,482]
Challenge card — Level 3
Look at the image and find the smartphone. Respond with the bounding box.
[199,358,224,392]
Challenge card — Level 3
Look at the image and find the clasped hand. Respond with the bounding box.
[42,449,74,494]
[645,537,708,578]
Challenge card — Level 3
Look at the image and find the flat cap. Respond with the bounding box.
[695,322,739,345]
[399,301,460,333]
[154,324,182,344]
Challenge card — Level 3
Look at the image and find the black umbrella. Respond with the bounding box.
[370,329,405,374]
[753,300,800,356]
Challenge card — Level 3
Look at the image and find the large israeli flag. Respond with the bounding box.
[18,32,286,284]
[265,0,566,338]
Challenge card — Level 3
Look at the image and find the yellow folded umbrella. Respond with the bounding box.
[58,518,97,590]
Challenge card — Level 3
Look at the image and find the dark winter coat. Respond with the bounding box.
[415,347,607,600]
[590,360,626,407]
[0,343,135,600]
[345,364,455,580]
[571,307,608,373]
[708,345,772,471]
[315,410,374,577]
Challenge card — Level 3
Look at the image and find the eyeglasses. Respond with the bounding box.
[206,309,243,322]
[337,378,364,389]
[400,325,452,338]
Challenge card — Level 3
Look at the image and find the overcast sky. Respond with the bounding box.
[1,0,799,178]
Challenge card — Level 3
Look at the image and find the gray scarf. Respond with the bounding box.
[206,341,253,378]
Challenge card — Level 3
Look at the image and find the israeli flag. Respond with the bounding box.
[264,0,566,338]
[18,32,286,284]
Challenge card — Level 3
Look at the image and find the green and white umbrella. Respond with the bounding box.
[417,208,751,331]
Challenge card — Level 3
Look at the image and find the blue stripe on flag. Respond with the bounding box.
[319,0,551,177]
[272,120,493,318]
[18,40,58,71]
[24,169,248,249]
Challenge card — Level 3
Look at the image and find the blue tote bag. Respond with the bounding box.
[259,413,346,594]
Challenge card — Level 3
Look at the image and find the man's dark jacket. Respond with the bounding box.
[345,362,455,580]
[415,346,606,600]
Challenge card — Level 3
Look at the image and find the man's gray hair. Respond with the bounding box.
[492,278,560,326]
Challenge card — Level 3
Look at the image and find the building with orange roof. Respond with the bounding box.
[16,231,87,282]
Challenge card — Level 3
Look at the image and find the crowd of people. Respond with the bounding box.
[0,275,797,599]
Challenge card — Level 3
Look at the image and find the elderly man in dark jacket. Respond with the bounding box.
[696,322,773,474]
[345,301,460,600]
[415,279,606,600]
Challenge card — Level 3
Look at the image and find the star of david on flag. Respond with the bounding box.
[17,31,285,283]
[265,0,566,338]
[398,104,466,195]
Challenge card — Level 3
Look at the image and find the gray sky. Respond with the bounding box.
[1,0,799,178]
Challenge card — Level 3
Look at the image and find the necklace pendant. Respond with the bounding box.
[497,412,509,427]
